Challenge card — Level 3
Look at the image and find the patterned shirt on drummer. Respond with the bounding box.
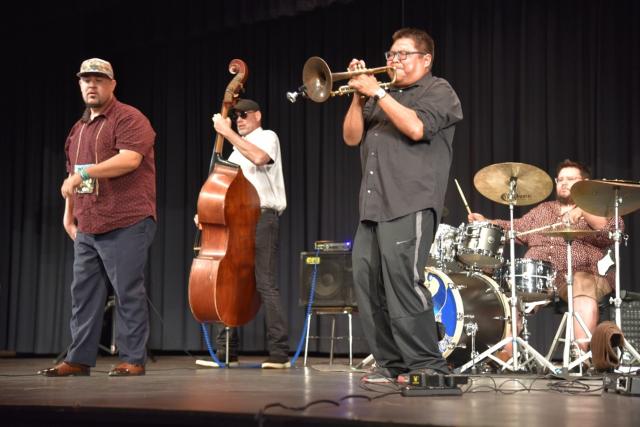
[493,200,623,291]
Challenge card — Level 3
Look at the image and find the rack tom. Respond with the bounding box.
[427,223,462,272]
[456,222,505,269]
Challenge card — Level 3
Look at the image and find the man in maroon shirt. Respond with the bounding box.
[38,58,157,377]
[469,160,621,355]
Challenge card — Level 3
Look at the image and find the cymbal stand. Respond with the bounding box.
[610,187,640,364]
[545,237,592,374]
[512,302,542,371]
[457,178,559,374]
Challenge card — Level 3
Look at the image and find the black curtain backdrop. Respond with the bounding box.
[1,0,638,356]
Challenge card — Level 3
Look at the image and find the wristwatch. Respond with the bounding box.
[373,87,387,101]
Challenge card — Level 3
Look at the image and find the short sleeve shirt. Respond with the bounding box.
[228,127,287,214]
[64,97,157,234]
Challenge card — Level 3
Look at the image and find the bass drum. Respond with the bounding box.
[425,267,510,367]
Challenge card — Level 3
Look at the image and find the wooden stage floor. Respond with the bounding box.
[1,354,639,426]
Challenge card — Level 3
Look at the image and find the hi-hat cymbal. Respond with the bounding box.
[541,228,603,240]
[473,162,553,206]
[571,179,640,217]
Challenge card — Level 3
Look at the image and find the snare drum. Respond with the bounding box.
[427,223,461,272]
[496,258,556,302]
[425,267,510,367]
[456,222,505,268]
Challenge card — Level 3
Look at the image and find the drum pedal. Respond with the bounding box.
[401,372,468,397]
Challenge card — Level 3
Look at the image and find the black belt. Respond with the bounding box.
[261,208,277,214]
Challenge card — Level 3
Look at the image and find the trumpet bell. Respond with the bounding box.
[296,56,396,103]
[302,57,333,103]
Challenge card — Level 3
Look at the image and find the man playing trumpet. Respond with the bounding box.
[343,28,463,382]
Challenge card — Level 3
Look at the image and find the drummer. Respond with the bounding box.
[468,159,623,351]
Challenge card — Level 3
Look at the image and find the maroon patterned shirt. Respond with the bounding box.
[494,200,623,291]
[65,97,156,234]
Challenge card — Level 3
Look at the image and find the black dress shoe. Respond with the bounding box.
[37,361,90,377]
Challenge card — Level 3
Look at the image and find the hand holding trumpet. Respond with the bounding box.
[347,58,381,98]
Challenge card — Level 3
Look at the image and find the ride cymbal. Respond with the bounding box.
[473,162,553,206]
[541,228,603,241]
[571,179,640,217]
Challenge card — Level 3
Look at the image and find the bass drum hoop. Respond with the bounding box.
[425,267,510,365]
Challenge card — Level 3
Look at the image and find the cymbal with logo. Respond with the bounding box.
[541,228,603,241]
[473,162,553,206]
[571,179,640,217]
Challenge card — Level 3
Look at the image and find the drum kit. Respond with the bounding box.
[426,162,640,375]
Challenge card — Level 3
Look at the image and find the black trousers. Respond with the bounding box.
[216,209,289,358]
[352,210,448,375]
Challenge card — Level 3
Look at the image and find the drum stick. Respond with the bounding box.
[454,179,472,215]
[517,222,564,237]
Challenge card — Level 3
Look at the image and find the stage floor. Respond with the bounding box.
[1,354,638,426]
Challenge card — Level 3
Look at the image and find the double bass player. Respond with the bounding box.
[196,98,290,369]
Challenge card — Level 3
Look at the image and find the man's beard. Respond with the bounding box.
[85,100,104,108]
[556,194,574,205]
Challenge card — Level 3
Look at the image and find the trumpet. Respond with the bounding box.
[287,56,396,103]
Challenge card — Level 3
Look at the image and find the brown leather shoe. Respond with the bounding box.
[37,361,90,377]
[108,362,145,376]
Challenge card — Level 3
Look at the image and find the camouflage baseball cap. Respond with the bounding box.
[77,58,114,79]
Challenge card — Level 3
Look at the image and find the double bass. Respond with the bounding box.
[188,59,261,326]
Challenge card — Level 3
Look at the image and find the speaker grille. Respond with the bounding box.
[299,251,357,307]
[608,300,640,358]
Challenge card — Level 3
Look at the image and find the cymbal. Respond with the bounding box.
[473,162,553,206]
[571,179,640,217]
[541,228,603,240]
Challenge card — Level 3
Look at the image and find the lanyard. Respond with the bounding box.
[74,119,106,195]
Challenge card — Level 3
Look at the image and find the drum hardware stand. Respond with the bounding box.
[517,303,547,372]
[545,237,593,374]
[457,178,559,374]
[98,296,118,355]
[465,321,480,373]
[609,187,640,364]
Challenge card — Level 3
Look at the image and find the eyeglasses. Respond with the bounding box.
[384,51,427,61]
[554,176,583,184]
[232,110,253,120]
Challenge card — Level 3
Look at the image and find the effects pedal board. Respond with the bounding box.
[401,372,468,397]
[603,373,640,396]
